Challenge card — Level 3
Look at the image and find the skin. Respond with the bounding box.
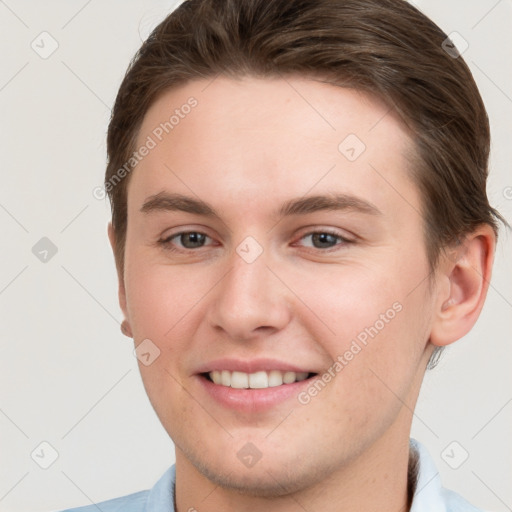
[109,76,495,512]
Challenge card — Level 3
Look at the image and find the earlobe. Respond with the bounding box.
[107,221,115,251]
[121,319,133,338]
[108,222,132,338]
[430,226,495,347]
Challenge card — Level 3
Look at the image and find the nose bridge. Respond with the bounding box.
[208,243,291,339]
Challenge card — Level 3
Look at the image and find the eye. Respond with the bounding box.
[298,230,353,250]
[160,231,212,250]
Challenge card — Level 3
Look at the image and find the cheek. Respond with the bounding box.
[123,260,207,420]
[291,264,405,350]
[293,262,431,402]
[124,257,206,340]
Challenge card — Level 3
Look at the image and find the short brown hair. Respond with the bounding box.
[106,0,504,306]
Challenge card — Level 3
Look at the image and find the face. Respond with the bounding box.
[119,76,437,495]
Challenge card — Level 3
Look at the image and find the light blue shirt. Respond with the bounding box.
[59,439,485,511]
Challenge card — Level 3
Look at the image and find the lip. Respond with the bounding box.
[196,372,317,413]
[193,358,319,414]
[194,357,315,374]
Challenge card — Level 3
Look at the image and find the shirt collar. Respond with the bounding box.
[144,464,176,512]
[409,438,447,512]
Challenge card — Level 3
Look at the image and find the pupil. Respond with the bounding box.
[312,233,336,248]
[182,232,205,248]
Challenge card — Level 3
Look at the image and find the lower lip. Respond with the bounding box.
[196,374,316,413]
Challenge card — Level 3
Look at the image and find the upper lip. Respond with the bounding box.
[194,358,317,375]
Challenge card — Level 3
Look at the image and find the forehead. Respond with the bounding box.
[130,75,418,222]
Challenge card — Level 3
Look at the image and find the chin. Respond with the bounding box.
[178,440,324,498]
[201,463,317,498]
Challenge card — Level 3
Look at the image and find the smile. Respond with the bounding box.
[205,370,314,389]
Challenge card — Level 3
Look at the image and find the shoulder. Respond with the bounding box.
[410,439,490,512]
[57,489,149,512]
[441,487,490,512]
[57,491,149,512]
[57,465,176,512]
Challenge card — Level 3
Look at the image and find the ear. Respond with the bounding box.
[430,225,496,347]
[108,222,132,338]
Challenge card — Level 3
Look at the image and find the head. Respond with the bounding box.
[105,0,502,498]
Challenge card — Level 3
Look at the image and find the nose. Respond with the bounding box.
[207,248,292,341]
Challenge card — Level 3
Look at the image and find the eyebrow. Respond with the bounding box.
[140,192,382,218]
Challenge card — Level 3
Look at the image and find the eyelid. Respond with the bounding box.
[292,227,357,251]
[159,224,212,241]
[158,227,216,251]
[161,230,209,243]
[295,226,356,242]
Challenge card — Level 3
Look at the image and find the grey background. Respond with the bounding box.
[0,1,510,511]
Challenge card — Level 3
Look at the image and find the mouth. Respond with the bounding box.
[194,358,322,412]
[201,370,318,389]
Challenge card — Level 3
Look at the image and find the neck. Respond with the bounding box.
[174,418,414,512]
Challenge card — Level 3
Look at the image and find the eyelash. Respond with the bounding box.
[158,229,354,253]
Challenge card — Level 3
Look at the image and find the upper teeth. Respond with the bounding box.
[209,370,309,389]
